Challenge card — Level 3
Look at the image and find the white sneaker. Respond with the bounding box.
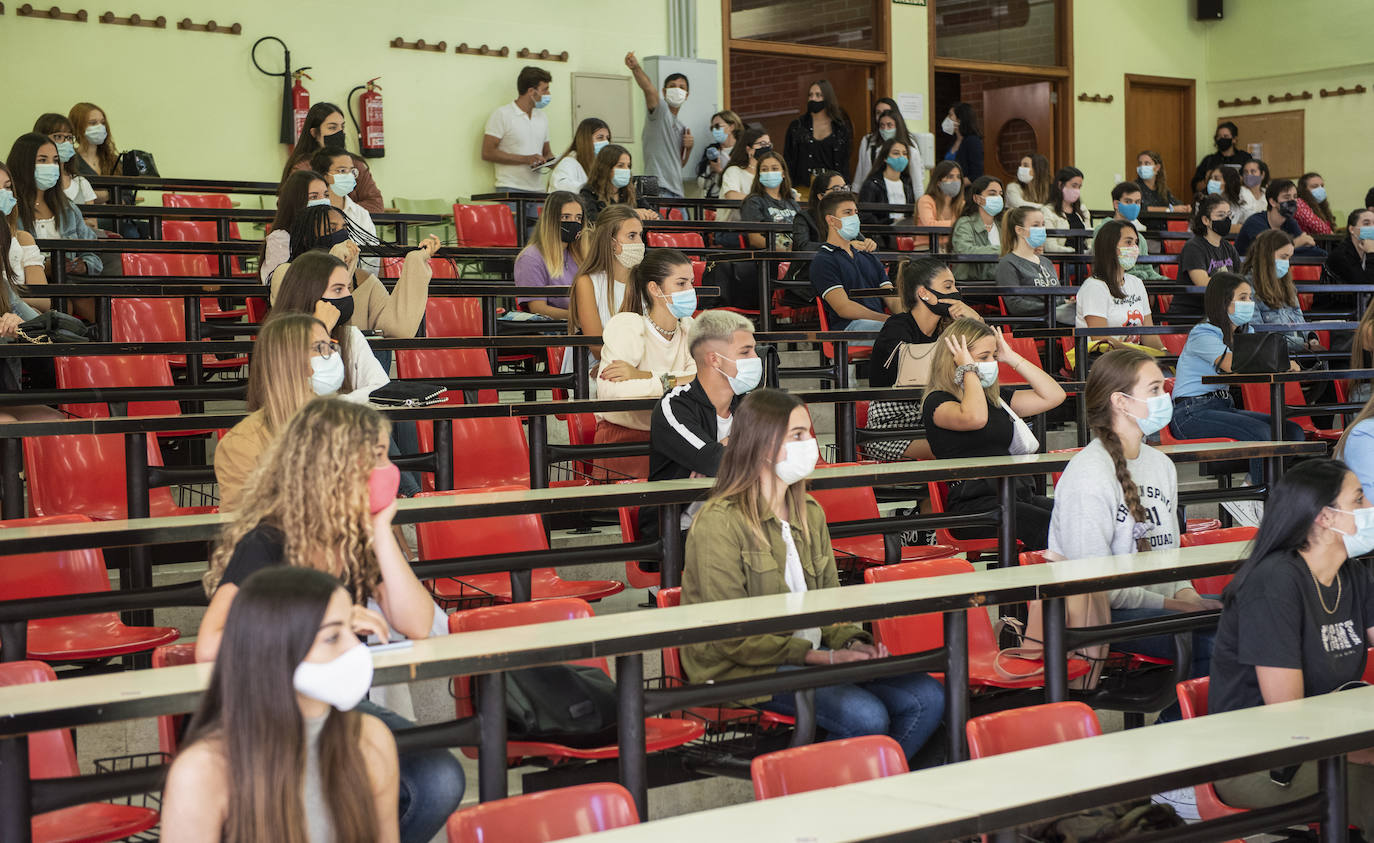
[1221,499,1263,529]
[1151,786,1201,823]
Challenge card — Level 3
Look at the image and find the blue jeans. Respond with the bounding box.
[843,318,886,348]
[358,700,465,843]
[761,663,945,759]
[1170,392,1304,482]
[1109,604,1216,722]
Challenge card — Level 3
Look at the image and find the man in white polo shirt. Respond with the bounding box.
[481,66,554,193]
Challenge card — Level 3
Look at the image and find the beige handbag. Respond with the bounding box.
[882,340,939,387]
[994,552,1111,690]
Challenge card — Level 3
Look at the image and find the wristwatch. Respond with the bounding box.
[660,373,677,392]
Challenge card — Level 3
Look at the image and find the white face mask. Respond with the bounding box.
[310,353,345,395]
[664,87,688,107]
[1017,166,1033,184]
[292,641,374,711]
[975,360,999,387]
[1326,506,1374,558]
[774,438,819,486]
[941,116,956,136]
[614,241,645,269]
[716,354,763,395]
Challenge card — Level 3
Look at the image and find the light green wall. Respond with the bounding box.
[0,0,722,203]
[890,2,930,133]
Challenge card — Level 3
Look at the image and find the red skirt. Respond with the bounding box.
[592,420,651,480]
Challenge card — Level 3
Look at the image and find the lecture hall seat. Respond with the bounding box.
[446,782,638,842]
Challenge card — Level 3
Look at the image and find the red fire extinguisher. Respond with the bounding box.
[350,78,385,159]
[291,68,313,144]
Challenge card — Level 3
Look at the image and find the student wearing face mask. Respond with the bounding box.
[580,144,658,220]
[1170,194,1244,317]
[215,314,334,511]
[916,161,964,251]
[857,137,916,236]
[1294,172,1335,236]
[1236,179,1323,257]
[311,147,380,278]
[195,398,463,843]
[996,205,1073,323]
[940,102,983,182]
[950,175,1003,282]
[67,102,116,204]
[1005,153,1051,209]
[1243,229,1320,356]
[5,132,101,277]
[1321,209,1374,320]
[810,191,900,343]
[683,388,946,762]
[163,566,402,843]
[739,151,800,253]
[867,259,983,462]
[568,205,644,379]
[1206,459,1374,835]
[285,103,384,213]
[0,162,49,317]
[1038,166,1090,254]
[1189,121,1252,195]
[923,318,1064,549]
[549,117,610,194]
[1133,150,1187,230]
[1202,165,1246,226]
[625,52,692,199]
[697,110,742,199]
[481,65,555,195]
[593,248,698,475]
[719,129,770,223]
[1237,159,1269,222]
[260,169,331,283]
[32,113,95,207]
[854,98,917,191]
[514,191,583,321]
[784,80,853,189]
[1077,220,1164,351]
[1091,183,1166,282]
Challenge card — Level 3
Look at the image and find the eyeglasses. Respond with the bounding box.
[49,134,75,144]
[312,339,340,358]
[332,167,360,178]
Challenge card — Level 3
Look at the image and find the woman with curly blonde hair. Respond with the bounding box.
[194,396,463,843]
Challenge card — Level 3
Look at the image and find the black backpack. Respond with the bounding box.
[497,664,619,748]
[115,149,158,178]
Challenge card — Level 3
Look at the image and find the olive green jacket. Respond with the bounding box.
[681,495,870,699]
[950,214,1001,282]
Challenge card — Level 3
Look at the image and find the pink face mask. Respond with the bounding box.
[368,463,400,514]
[1062,186,1081,203]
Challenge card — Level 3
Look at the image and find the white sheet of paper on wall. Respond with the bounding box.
[896,92,923,122]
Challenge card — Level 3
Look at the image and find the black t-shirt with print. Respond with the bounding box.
[922,386,1020,504]
[1210,551,1374,715]
[1170,236,1241,316]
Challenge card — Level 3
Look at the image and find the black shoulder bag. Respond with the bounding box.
[1232,330,1289,374]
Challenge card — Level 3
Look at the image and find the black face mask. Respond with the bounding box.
[1278,199,1298,218]
[320,228,351,248]
[321,294,354,326]
[807,100,826,114]
[322,129,347,150]
[1215,136,1234,151]
[753,144,773,159]
[559,220,583,244]
[923,290,962,316]
[1210,217,1232,237]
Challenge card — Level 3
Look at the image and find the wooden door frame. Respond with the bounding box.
[1123,73,1196,191]
[927,0,1075,167]
[719,0,892,109]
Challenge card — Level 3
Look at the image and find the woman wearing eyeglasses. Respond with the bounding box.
[311,147,381,279]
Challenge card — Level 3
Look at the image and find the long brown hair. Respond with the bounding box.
[0,163,25,303]
[585,144,636,207]
[748,151,794,201]
[1085,348,1156,552]
[1021,153,1052,205]
[528,190,584,278]
[700,388,810,549]
[182,566,378,843]
[68,102,118,174]
[262,169,327,266]
[568,204,640,335]
[205,397,388,599]
[248,313,322,433]
[1298,172,1335,228]
[1092,219,1132,299]
[274,251,356,393]
[924,318,998,405]
[1241,228,1296,308]
[923,160,965,216]
[553,117,610,177]
[32,113,78,177]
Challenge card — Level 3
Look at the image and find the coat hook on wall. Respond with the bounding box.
[517,47,569,62]
[1320,85,1367,98]
[1267,90,1311,104]
[1218,96,1260,109]
[456,43,509,57]
[390,37,446,52]
[176,18,240,35]
[99,11,165,28]
[1076,93,1113,104]
[16,4,88,21]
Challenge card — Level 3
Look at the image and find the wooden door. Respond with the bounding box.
[1125,75,1196,201]
[982,82,1053,184]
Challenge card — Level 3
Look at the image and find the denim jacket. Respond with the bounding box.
[1253,296,1311,353]
[16,201,102,275]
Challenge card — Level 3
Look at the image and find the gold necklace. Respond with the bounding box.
[1310,567,1342,615]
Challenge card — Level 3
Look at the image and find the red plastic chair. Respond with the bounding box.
[415,487,623,607]
[447,599,702,762]
[807,476,956,570]
[111,297,249,373]
[453,203,516,247]
[616,500,659,590]
[424,296,534,367]
[151,642,197,756]
[997,330,1042,384]
[815,296,873,362]
[0,514,179,662]
[965,700,1101,758]
[415,416,529,492]
[446,782,638,842]
[380,255,460,280]
[120,249,246,320]
[645,231,705,249]
[866,559,1091,687]
[751,735,908,799]
[161,218,253,287]
[1163,220,1188,255]
[0,661,161,843]
[55,354,179,420]
[925,481,1022,562]
[1179,526,1255,594]
[1159,333,1187,356]
[1239,381,1342,441]
[395,344,496,405]
[1176,677,1248,819]
[23,433,216,521]
[161,192,231,211]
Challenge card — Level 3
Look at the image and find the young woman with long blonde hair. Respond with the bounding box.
[567,204,644,378]
[514,190,584,320]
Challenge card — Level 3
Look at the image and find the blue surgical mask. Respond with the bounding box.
[1275,258,1290,278]
[717,354,762,395]
[593,140,609,156]
[1229,299,1255,326]
[886,155,909,173]
[1360,226,1374,241]
[1311,186,1327,203]
[838,214,861,241]
[1328,506,1374,557]
[611,168,632,188]
[982,195,1003,216]
[1136,164,1155,181]
[1121,392,1173,436]
[536,93,551,109]
[758,171,783,189]
[660,288,697,319]
[975,361,999,388]
[0,189,15,216]
[1025,226,1047,248]
[85,124,107,145]
[329,172,356,197]
[1207,179,1222,195]
[306,197,331,207]
[55,141,75,163]
[1117,201,1141,222]
[34,164,60,191]
[879,127,896,142]
[711,126,728,144]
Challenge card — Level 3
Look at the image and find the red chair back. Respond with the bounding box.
[654,587,685,680]
[864,559,1000,656]
[424,296,483,337]
[0,514,109,602]
[750,735,909,799]
[55,354,179,419]
[965,701,1102,758]
[645,231,705,249]
[998,330,1041,384]
[120,252,213,277]
[453,203,516,247]
[1239,381,1331,435]
[162,193,232,209]
[395,345,495,405]
[446,782,638,842]
[0,661,79,779]
[152,642,197,755]
[381,256,460,279]
[1163,220,1187,255]
[618,488,659,590]
[1160,334,1187,355]
[415,416,529,490]
[1180,526,1255,593]
[1176,676,1209,719]
[23,433,182,520]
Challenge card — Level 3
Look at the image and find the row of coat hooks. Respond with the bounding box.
[1320,84,1366,98]
[1217,87,1368,108]
[389,37,568,61]
[12,4,240,32]
[1077,92,1113,104]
